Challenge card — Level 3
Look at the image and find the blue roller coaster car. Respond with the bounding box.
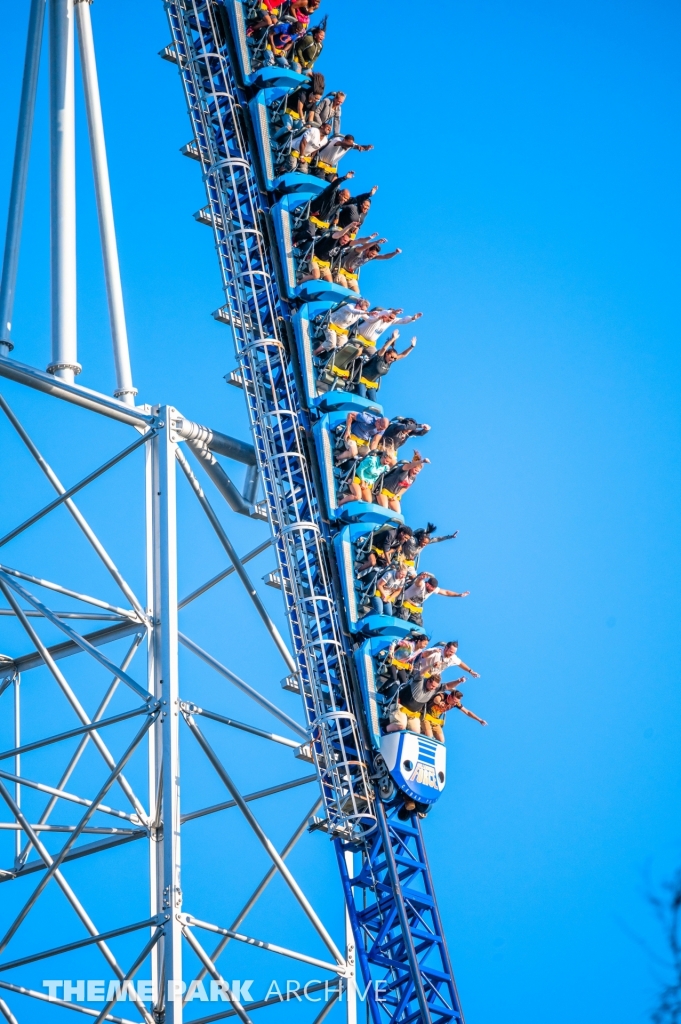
[354,636,446,806]
[270,200,358,302]
[221,0,251,80]
[296,279,357,303]
[312,411,405,524]
[381,730,446,806]
[333,523,414,635]
[222,1,297,87]
[249,85,331,193]
[292,305,379,412]
[270,195,318,298]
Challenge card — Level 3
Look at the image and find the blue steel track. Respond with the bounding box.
[163,2,465,1021]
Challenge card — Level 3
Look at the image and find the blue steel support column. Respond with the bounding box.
[336,804,465,1024]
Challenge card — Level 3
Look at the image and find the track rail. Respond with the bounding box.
[166,0,374,840]
[164,1,465,1020]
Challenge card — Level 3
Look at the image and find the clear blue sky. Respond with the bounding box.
[1,1,680,1022]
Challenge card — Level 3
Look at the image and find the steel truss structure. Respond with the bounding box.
[0,1,465,1023]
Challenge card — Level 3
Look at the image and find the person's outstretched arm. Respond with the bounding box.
[331,221,359,238]
[439,588,470,598]
[394,312,423,324]
[458,660,480,678]
[393,337,417,361]
[444,676,468,690]
[457,705,487,726]
[377,331,399,357]
[430,531,459,544]
[373,247,402,261]
[353,234,381,249]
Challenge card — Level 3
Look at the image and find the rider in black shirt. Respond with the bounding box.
[293,172,355,245]
[356,524,413,574]
[382,416,431,449]
[355,333,417,399]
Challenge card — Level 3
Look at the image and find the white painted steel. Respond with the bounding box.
[0,997,19,1024]
[75,1,136,402]
[0,0,46,353]
[345,849,357,1024]
[12,680,20,865]
[182,914,344,975]
[183,714,345,968]
[48,0,79,382]
[148,414,183,1024]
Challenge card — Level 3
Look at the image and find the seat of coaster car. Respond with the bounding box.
[292,303,378,411]
[274,172,328,196]
[249,84,333,193]
[353,635,426,753]
[248,71,332,193]
[333,521,411,637]
[291,312,381,414]
[356,613,416,638]
[270,195,363,301]
[247,66,308,90]
[222,0,283,85]
[271,195,349,299]
[315,335,367,393]
[313,410,404,523]
[296,280,358,303]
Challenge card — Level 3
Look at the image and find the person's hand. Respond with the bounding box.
[395,247,402,254]
[376,237,387,244]
[346,170,355,178]
[469,670,480,678]
[459,590,470,598]
[421,423,431,431]
[370,185,379,195]
[413,312,423,319]
[409,336,417,347]
[480,720,488,726]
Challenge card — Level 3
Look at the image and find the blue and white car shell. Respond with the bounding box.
[380,731,446,806]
